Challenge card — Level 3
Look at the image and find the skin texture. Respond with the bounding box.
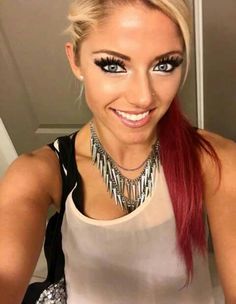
[199,130,236,303]
[65,3,185,219]
[65,3,184,169]
[0,147,62,303]
[0,2,236,303]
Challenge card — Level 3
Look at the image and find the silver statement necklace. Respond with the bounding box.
[90,121,160,213]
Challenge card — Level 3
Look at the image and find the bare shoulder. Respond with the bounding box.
[198,128,236,157]
[198,130,236,301]
[0,145,62,210]
[198,129,236,182]
[0,146,62,302]
[197,128,236,202]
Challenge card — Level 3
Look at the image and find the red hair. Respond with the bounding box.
[159,97,220,285]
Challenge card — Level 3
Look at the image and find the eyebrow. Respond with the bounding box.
[92,49,183,61]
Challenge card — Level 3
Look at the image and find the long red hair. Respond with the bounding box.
[159,97,220,285]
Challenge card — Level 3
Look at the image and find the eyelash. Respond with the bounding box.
[157,56,184,72]
[94,57,126,73]
[94,56,183,74]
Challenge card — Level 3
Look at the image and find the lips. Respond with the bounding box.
[112,108,153,128]
[115,110,149,122]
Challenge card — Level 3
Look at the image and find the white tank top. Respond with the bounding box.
[61,166,216,303]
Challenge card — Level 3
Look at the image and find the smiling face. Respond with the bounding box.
[66,2,184,147]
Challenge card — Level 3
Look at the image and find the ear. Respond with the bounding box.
[65,42,82,79]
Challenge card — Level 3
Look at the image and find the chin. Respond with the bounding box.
[117,128,157,146]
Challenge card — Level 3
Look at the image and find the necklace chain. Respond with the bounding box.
[114,156,150,172]
[89,121,160,213]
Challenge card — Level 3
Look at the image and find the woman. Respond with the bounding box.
[0,0,236,303]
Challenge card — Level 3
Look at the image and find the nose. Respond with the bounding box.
[126,72,155,109]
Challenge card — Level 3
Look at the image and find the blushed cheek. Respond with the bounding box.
[157,75,182,103]
[83,77,118,112]
[87,77,124,105]
[166,81,181,100]
[101,81,123,96]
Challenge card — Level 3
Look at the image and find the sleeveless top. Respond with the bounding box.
[48,132,218,304]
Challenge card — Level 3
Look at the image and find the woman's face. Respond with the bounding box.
[67,3,184,146]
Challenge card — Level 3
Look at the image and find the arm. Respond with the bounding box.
[0,146,62,304]
[201,131,236,303]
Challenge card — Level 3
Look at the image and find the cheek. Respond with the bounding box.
[83,73,123,108]
[154,73,182,103]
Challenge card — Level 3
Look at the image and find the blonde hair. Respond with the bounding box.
[65,0,192,83]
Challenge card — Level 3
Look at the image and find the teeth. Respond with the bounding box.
[116,110,149,121]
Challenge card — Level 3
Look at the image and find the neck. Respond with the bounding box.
[90,120,159,212]
[90,119,158,171]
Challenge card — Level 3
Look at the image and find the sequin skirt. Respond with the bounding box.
[36,278,67,304]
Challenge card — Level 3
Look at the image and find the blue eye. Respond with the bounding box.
[154,56,183,73]
[155,63,174,72]
[94,57,126,73]
[102,63,125,73]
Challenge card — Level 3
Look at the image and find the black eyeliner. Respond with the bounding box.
[153,55,184,73]
[94,56,126,73]
[157,56,183,67]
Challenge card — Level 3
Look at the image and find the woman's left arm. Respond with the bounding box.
[202,131,236,303]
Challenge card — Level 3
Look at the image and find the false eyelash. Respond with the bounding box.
[94,56,126,72]
[157,56,183,67]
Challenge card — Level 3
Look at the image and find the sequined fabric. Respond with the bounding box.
[36,278,67,304]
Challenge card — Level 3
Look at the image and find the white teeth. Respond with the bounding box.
[116,110,149,121]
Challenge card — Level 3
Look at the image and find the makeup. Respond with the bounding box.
[94,56,126,73]
[94,55,183,74]
[154,56,183,72]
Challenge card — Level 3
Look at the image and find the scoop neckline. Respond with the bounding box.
[70,129,159,226]
[68,180,156,226]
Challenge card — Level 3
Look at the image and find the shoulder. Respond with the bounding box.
[0,145,62,210]
[11,145,61,185]
[198,129,236,183]
[197,132,236,301]
[198,129,235,154]
[198,128,236,216]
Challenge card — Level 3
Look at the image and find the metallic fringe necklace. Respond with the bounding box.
[90,121,160,213]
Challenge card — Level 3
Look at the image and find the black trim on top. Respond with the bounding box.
[23,132,83,303]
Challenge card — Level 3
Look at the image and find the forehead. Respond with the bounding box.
[81,3,183,57]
